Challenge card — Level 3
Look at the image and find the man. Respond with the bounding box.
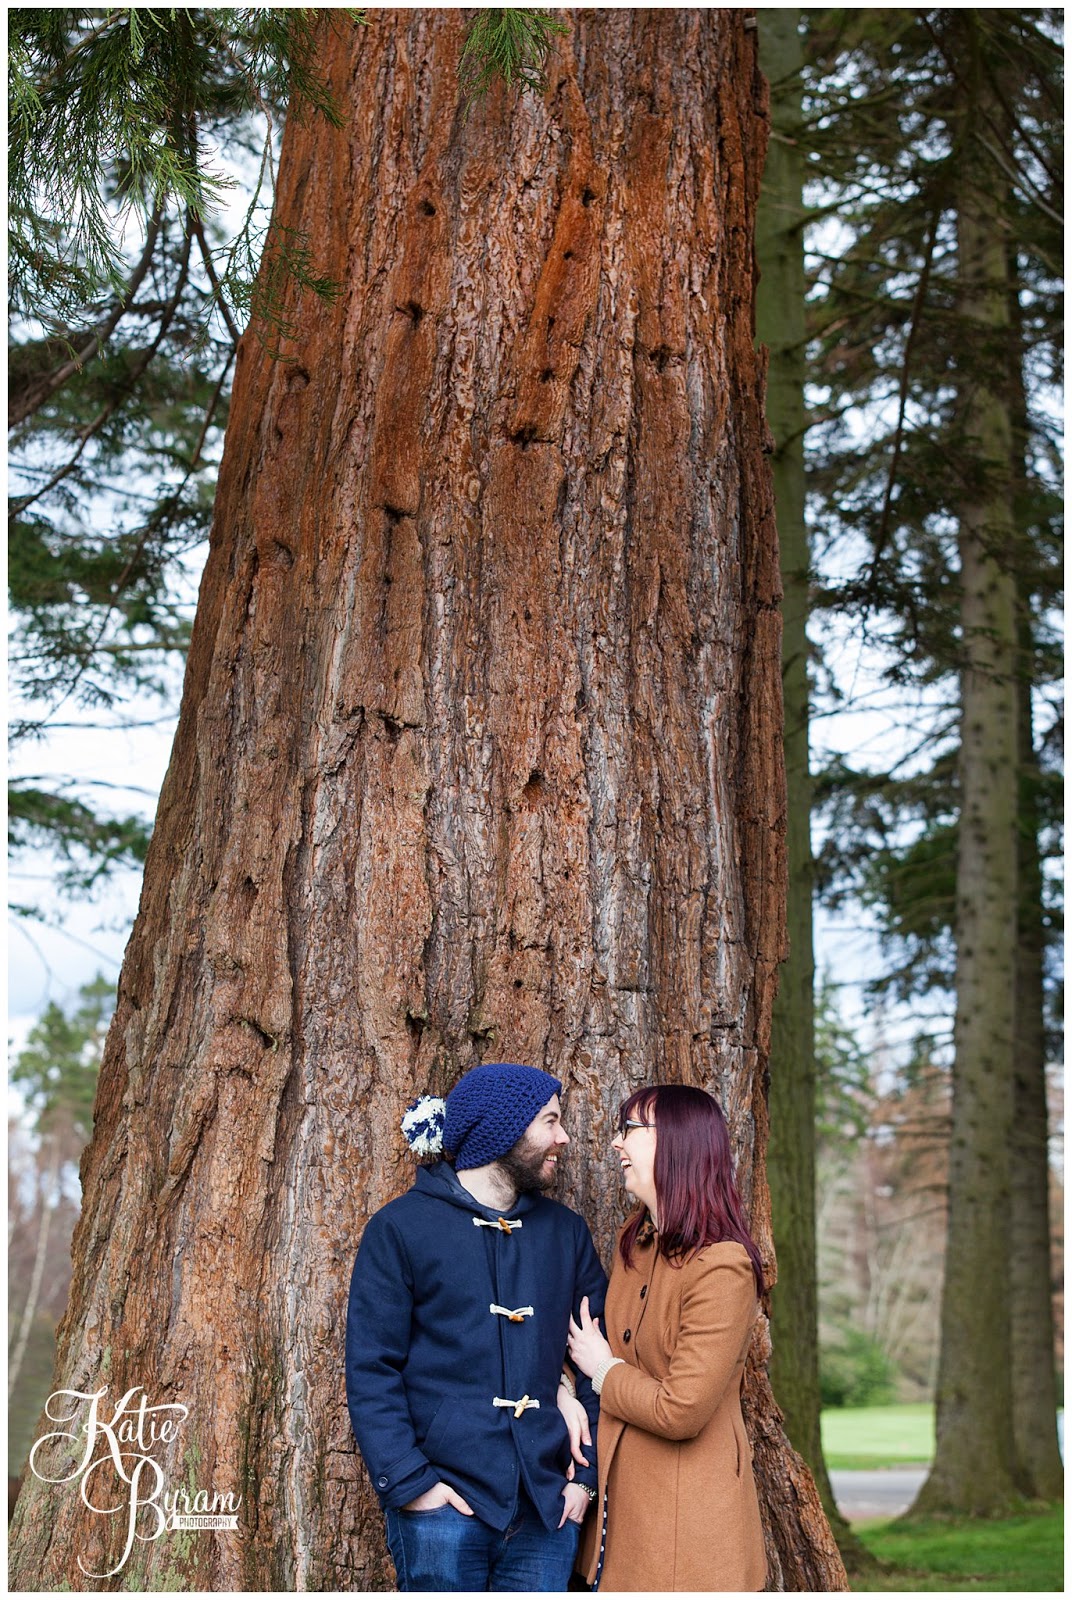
[346,1061,606,1591]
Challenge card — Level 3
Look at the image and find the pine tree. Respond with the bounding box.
[803,6,1063,1511]
[757,9,874,1572]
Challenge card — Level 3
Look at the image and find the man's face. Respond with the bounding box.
[497,1093,570,1193]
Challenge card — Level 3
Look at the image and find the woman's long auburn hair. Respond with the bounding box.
[618,1084,764,1296]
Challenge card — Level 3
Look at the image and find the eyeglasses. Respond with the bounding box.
[619,1118,655,1134]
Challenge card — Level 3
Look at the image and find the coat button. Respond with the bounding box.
[623,1329,632,1343]
[377,1476,388,1488]
[640,1285,647,1299]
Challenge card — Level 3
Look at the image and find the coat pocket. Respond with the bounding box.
[420,1400,457,1462]
[732,1417,753,1479]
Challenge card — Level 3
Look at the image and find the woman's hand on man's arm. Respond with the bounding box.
[557,1381,592,1468]
[567,1295,614,1378]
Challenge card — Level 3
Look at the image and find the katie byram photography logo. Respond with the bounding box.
[28,1385,241,1578]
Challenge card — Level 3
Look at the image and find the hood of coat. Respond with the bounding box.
[412,1159,540,1218]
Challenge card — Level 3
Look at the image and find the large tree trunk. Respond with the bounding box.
[11,10,841,1589]
[911,49,1022,1517]
[755,8,854,1580]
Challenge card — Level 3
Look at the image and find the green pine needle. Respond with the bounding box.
[459,9,569,106]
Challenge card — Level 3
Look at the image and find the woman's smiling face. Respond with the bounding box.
[611,1105,658,1219]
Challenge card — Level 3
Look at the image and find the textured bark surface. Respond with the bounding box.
[9,9,830,1588]
[912,66,1021,1517]
[755,10,852,1582]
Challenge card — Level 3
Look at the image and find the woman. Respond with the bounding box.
[567,1085,767,1592]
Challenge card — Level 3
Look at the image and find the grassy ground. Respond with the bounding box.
[849,1504,1063,1592]
[825,1404,1064,1589]
[822,1402,935,1470]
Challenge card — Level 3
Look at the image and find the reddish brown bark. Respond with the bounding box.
[10,10,842,1589]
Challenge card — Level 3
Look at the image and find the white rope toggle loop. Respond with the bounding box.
[473,1217,523,1232]
[490,1304,534,1323]
[493,1395,540,1418]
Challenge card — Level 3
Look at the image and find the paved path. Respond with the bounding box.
[830,1468,928,1522]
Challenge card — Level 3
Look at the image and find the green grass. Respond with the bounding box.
[850,1504,1063,1592]
[822,1402,935,1470]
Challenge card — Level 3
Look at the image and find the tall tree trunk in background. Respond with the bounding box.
[912,49,1022,1517]
[1007,260,1064,1502]
[7,1136,62,1398]
[1010,645,1063,1500]
[755,8,856,1578]
[10,12,844,1591]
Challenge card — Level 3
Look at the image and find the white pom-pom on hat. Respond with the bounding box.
[401,1095,446,1156]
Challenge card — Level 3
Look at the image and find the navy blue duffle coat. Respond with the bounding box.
[346,1160,607,1531]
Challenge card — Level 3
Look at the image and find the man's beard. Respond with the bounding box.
[497,1131,562,1194]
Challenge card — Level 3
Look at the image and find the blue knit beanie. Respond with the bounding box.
[443,1062,563,1172]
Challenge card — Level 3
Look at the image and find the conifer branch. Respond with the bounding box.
[191,218,244,346]
[13,221,196,513]
[971,132,1063,228]
[9,208,164,429]
[459,9,569,105]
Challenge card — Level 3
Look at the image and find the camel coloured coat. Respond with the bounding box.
[580,1227,766,1592]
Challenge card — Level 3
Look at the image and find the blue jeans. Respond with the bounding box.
[385,1489,581,1592]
